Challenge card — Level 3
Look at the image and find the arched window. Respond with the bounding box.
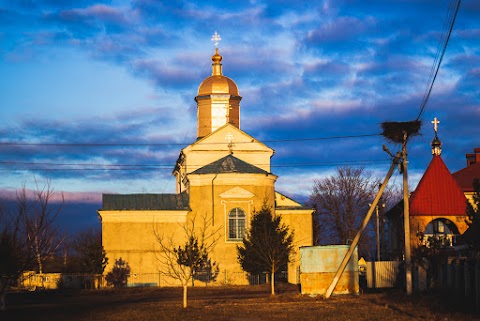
[228,208,246,240]
[422,218,460,248]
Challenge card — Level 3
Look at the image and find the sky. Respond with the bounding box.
[0,0,479,216]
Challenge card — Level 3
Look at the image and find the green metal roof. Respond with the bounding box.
[191,154,269,175]
[101,193,189,210]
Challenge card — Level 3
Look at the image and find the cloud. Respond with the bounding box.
[0,107,190,185]
[45,4,131,36]
[0,0,478,205]
[306,16,376,44]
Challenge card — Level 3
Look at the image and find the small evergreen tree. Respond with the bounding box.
[464,178,480,254]
[154,213,221,308]
[105,258,130,288]
[237,204,294,296]
[174,235,218,285]
[71,228,108,274]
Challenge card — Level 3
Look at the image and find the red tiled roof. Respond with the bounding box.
[452,162,480,192]
[409,156,467,216]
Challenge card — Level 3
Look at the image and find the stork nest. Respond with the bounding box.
[381,120,422,143]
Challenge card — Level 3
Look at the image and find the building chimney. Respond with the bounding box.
[466,147,480,166]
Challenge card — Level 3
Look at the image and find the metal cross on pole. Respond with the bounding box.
[225,132,234,153]
[431,117,440,133]
[211,31,221,48]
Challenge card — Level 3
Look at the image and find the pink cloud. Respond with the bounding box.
[0,189,101,204]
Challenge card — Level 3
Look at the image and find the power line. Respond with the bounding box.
[416,0,461,120]
[0,133,381,148]
[0,159,391,172]
[0,161,171,168]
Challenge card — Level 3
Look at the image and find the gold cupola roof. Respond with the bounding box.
[197,48,239,96]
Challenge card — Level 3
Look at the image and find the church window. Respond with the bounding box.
[228,208,246,240]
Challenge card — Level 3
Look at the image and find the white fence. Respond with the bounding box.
[366,261,402,288]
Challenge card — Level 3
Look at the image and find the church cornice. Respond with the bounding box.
[188,172,277,186]
[98,210,189,223]
[195,94,242,101]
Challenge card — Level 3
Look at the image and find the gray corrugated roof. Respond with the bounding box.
[101,193,190,210]
[191,154,269,175]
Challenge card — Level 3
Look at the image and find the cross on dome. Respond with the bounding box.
[432,117,440,133]
[211,31,221,48]
[431,117,442,156]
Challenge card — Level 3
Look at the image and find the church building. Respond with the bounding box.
[387,119,476,258]
[98,43,314,286]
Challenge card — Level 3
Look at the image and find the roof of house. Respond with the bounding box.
[101,193,190,211]
[452,162,480,192]
[409,155,467,216]
[190,154,270,175]
[274,191,313,211]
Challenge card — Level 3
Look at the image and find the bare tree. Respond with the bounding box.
[0,206,30,310]
[69,228,108,274]
[20,180,64,274]
[309,166,380,257]
[154,213,221,308]
[0,180,63,310]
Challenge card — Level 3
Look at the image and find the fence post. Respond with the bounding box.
[465,260,472,298]
[412,264,417,293]
[455,259,465,298]
[475,261,480,312]
[437,262,445,289]
[454,259,463,297]
[447,261,453,289]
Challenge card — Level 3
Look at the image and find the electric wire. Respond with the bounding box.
[0,133,381,148]
[0,131,388,173]
[0,159,391,172]
[416,0,461,120]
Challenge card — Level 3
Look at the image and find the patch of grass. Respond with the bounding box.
[2,284,478,321]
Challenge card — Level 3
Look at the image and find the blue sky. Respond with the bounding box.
[0,0,479,206]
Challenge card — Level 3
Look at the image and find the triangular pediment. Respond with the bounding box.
[178,124,275,174]
[219,186,255,199]
[183,124,273,154]
[192,155,269,175]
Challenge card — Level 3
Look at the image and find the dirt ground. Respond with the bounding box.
[2,283,479,321]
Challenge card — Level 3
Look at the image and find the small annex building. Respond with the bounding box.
[98,45,314,286]
[387,123,477,258]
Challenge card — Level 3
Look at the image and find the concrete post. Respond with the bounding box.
[402,133,412,295]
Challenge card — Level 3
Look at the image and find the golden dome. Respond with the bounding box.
[198,75,239,96]
[197,48,239,96]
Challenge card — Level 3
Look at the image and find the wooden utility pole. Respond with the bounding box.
[402,132,413,295]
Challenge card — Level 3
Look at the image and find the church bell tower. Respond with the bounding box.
[195,32,242,139]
